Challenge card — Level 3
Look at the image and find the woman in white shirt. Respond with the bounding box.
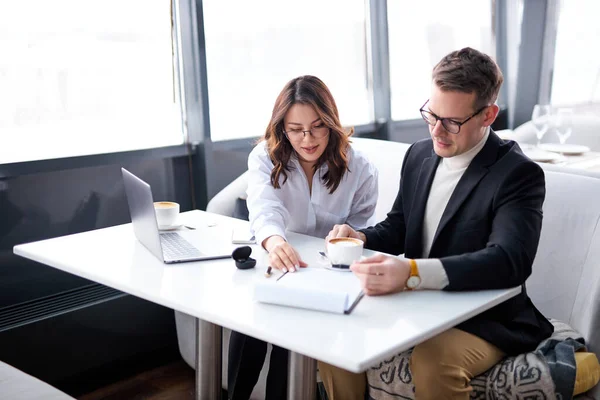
[228,75,378,400]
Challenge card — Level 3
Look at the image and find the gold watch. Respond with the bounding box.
[406,259,421,290]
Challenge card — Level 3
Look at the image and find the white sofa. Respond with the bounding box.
[176,137,600,398]
[0,360,74,400]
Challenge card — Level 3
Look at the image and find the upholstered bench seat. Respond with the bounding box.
[0,360,74,400]
[175,138,600,398]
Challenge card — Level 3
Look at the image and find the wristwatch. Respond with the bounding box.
[406,259,421,290]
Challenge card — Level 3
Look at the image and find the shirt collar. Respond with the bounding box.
[443,127,490,170]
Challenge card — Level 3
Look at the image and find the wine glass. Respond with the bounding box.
[555,108,573,145]
[531,104,551,147]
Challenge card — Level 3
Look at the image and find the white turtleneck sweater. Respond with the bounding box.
[416,128,490,289]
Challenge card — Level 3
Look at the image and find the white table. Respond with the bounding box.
[13,210,521,400]
[561,151,600,172]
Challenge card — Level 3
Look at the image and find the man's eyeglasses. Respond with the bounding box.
[419,100,489,134]
[283,124,330,140]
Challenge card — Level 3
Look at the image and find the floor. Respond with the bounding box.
[79,360,327,400]
[79,360,197,400]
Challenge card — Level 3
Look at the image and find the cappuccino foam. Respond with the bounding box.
[332,241,361,247]
[155,202,177,209]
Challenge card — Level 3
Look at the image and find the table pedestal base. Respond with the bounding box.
[195,318,222,400]
[288,351,317,400]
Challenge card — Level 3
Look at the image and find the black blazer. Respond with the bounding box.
[361,131,554,355]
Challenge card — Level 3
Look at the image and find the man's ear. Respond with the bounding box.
[482,104,499,127]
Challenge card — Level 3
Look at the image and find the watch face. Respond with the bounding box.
[407,276,421,289]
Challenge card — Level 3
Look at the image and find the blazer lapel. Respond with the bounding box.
[430,132,500,249]
[405,151,440,258]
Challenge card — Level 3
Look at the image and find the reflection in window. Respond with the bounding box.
[203,0,370,141]
[0,1,182,163]
[551,0,600,106]
[387,0,494,121]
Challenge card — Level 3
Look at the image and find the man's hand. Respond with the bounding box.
[262,235,307,272]
[350,254,410,296]
[326,224,366,244]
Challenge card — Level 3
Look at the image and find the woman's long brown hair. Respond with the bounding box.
[261,75,353,194]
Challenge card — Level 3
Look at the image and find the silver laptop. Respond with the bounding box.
[121,168,231,264]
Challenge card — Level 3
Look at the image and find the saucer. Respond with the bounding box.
[523,149,565,163]
[538,143,591,155]
[325,264,353,272]
[158,223,183,231]
[318,251,361,272]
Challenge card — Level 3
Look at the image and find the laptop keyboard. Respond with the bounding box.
[160,232,203,259]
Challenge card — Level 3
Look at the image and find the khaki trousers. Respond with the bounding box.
[318,328,505,400]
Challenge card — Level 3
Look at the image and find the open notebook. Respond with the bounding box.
[253,267,364,314]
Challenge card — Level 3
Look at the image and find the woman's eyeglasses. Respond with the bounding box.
[284,125,330,140]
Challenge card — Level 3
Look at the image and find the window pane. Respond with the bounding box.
[0,1,182,164]
[551,0,600,105]
[388,1,494,121]
[203,0,370,142]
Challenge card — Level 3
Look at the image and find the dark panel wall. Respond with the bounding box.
[1,157,192,306]
[0,295,179,396]
[205,141,255,201]
[0,155,193,395]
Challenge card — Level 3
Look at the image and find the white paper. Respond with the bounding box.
[231,227,256,244]
[253,268,363,314]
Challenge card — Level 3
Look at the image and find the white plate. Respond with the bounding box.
[523,149,565,163]
[517,143,535,150]
[158,223,183,231]
[538,143,591,155]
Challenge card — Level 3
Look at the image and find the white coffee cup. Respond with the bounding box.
[154,201,180,227]
[326,237,364,269]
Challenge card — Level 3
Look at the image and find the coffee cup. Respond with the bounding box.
[326,237,364,270]
[154,201,180,227]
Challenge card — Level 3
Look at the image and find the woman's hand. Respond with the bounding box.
[262,235,307,272]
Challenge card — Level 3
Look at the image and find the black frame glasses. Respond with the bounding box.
[419,100,489,134]
[283,125,330,140]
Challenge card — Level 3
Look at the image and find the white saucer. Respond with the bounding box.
[325,264,353,272]
[538,143,591,155]
[523,149,565,163]
[158,223,183,231]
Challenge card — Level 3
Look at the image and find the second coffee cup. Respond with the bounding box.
[154,201,180,227]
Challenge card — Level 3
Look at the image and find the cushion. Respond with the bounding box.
[574,352,600,396]
[232,197,249,221]
[367,320,599,400]
[0,361,74,399]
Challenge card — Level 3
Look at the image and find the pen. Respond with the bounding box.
[276,270,288,281]
[265,266,272,278]
[344,290,365,315]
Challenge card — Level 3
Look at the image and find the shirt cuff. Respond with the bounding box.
[255,225,287,249]
[414,258,449,290]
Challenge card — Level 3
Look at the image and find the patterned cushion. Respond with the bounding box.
[367,320,598,400]
[574,352,600,396]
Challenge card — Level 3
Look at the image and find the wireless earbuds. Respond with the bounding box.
[232,246,256,270]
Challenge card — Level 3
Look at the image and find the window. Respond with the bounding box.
[0,1,182,164]
[550,0,600,105]
[387,0,494,121]
[202,0,371,142]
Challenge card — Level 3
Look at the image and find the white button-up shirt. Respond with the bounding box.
[247,141,378,246]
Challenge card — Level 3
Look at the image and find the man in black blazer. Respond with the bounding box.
[320,48,554,400]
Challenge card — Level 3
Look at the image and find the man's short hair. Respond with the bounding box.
[432,47,504,110]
